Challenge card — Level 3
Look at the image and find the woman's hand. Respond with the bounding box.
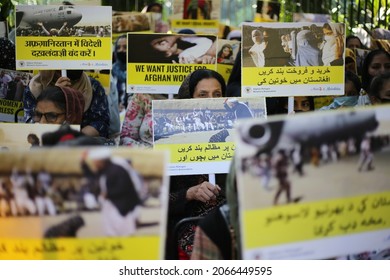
[195,55,216,64]
[186,182,221,203]
[55,76,72,87]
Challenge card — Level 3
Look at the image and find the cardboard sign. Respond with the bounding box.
[241,22,345,97]
[15,5,112,70]
[235,106,390,259]
[0,69,33,123]
[0,147,168,260]
[127,33,217,94]
[153,97,266,175]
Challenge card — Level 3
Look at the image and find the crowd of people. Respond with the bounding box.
[0,1,390,261]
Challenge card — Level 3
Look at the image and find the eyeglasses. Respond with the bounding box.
[33,111,65,123]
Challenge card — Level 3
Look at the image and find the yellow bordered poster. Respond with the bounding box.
[235,106,390,259]
[241,22,345,97]
[171,19,219,35]
[153,97,266,175]
[15,5,112,70]
[0,148,168,260]
[170,0,221,34]
[0,69,33,123]
[127,33,217,94]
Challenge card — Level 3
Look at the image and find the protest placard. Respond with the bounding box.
[153,97,266,175]
[170,0,220,34]
[241,22,345,97]
[0,69,33,123]
[127,33,217,94]
[254,0,281,22]
[0,147,168,260]
[15,5,112,70]
[235,106,390,259]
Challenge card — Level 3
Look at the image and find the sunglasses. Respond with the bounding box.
[33,111,65,123]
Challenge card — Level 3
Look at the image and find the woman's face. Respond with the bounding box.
[116,37,127,53]
[346,38,361,49]
[35,101,66,124]
[294,96,312,112]
[368,53,390,78]
[193,78,223,98]
[322,27,333,36]
[345,80,359,96]
[153,38,177,57]
[252,31,262,44]
[222,47,231,57]
[378,79,390,103]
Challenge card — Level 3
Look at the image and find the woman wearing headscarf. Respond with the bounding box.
[24,70,110,137]
[321,23,344,66]
[112,35,128,110]
[34,86,85,125]
[249,29,267,67]
[295,29,322,66]
[166,69,227,260]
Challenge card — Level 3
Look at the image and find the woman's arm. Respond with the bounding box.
[120,94,153,147]
[23,86,37,123]
[179,37,213,63]
[82,78,110,138]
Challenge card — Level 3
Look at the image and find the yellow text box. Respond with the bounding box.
[0,99,23,115]
[243,191,390,249]
[155,142,235,163]
[128,63,215,85]
[0,236,160,260]
[171,20,219,29]
[242,66,344,86]
[16,37,111,61]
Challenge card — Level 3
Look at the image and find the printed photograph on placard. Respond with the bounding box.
[216,39,240,82]
[15,5,112,70]
[0,147,168,260]
[172,0,221,20]
[241,22,345,97]
[217,39,240,65]
[255,0,281,22]
[235,106,390,259]
[170,0,220,34]
[153,97,266,175]
[0,123,80,150]
[112,12,152,33]
[127,33,217,94]
[0,69,33,123]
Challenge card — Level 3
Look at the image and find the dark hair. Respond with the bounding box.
[226,48,241,97]
[27,133,40,146]
[37,86,66,112]
[322,23,331,30]
[346,35,363,48]
[345,70,361,94]
[146,3,163,12]
[178,29,196,34]
[217,44,233,59]
[188,69,226,98]
[369,72,390,100]
[361,49,390,91]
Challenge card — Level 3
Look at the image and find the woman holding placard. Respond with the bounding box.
[166,69,227,260]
